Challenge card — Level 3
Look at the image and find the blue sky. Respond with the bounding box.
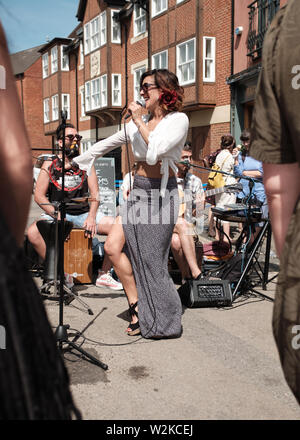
[1,0,79,54]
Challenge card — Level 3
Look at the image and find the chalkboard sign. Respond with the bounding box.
[94,157,116,218]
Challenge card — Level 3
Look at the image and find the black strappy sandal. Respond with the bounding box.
[126,302,140,336]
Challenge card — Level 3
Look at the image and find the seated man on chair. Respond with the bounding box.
[171,142,204,283]
[27,123,123,290]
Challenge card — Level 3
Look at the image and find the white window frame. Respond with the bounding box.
[80,86,85,117]
[176,38,196,85]
[85,82,91,112]
[51,46,58,74]
[60,45,69,71]
[203,36,216,83]
[134,5,146,37]
[42,53,49,78]
[176,0,185,3]
[111,10,121,44]
[84,13,107,55]
[81,139,95,154]
[100,11,107,46]
[91,77,100,110]
[79,40,84,66]
[152,50,168,69]
[133,66,146,101]
[151,0,168,18]
[90,15,100,52]
[85,74,108,111]
[51,94,59,121]
[61,93,70,119]
[84,23,90,55]
[43,98,50,123]
[112,74,121,106]
[101,74,107,107]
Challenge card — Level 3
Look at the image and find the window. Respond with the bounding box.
[84,13,107,54]
[101,75,107,107]
[112,74,121,106]
[176,38,195,85]
[134,66,146,101]
[62,94,70,119]
[52,94,59,121]
[61,45,69,71]
[91,16,100,52]
[80,86,85,117]
[111,10,121,43]
[43,98,50,123]
[84,23,90,54]
[203,37,215,82]
[61,49,69,73]
[79,41,84,66]
[176,0,185,3]
[81,139,95,154]
[134,5,146,37]
[91,78,100,109]
[85,75,108,111]
[152,0,167,17]
[42,53,49,78]
[100,11,107,46]
[85,82,91,112]
[152,50,168,69]
[51,46,58,74]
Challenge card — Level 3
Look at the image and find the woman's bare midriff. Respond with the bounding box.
[136,161,175,178]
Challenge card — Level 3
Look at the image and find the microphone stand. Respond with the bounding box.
[54,111,108,370]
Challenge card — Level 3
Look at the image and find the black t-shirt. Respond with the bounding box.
[48,159,89,215]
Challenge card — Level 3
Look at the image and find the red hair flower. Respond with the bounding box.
[159,90,178,108]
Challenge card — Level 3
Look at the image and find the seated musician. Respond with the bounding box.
[27,123,123,290]
[171,142,204,283]
[234,129,269,242]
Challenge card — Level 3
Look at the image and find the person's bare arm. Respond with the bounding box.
[243,170,262,179]
[84,166,100,236]
[263,163,300,257]
[0,23,33,246]
[34,161,59,217]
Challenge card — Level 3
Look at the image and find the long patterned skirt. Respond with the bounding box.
[121,175,182,339]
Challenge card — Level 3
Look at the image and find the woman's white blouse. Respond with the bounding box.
[73,111,189,196]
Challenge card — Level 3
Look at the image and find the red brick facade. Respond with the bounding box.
[33,0,233,179]
[15,58,52,162]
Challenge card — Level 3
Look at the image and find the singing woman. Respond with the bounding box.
[70,69,189,339]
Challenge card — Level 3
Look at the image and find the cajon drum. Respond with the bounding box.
[64,228,93,284]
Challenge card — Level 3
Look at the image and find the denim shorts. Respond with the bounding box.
[41,211,105,256]
[41,210,105,228]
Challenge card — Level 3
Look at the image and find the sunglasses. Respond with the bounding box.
[140,83,158,93]
[65,134,82,141]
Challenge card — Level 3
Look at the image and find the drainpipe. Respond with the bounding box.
[230,0,235,134]
[75,52,79,130]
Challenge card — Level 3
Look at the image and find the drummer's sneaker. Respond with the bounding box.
[96,270,123,291]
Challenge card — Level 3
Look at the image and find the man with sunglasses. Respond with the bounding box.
[27,123,123,290]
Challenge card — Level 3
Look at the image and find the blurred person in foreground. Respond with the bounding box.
[250,0,300,405]
[0,22,79,419]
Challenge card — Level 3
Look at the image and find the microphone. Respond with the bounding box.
[179,160,191,168]
[124,98,146,120]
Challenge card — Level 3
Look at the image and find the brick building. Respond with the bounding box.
[10,45,52,161]
[37,0,233,182]
[227,0,288,142]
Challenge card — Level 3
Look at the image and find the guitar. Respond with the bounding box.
[178,183,242,217]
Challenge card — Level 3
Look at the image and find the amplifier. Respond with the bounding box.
[178,278,232,308]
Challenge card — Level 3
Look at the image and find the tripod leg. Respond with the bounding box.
[66,340,108,370]
[63,283,94,315]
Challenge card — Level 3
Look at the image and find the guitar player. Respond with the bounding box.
[171,142,204,283]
